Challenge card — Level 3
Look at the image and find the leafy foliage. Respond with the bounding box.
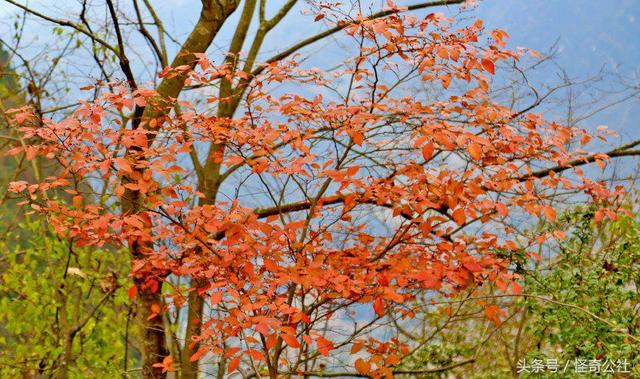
[0,221,134,378]
[522,202,640,376]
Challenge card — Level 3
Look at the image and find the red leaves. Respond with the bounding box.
[543,206,557,222]
[124,215,145,229]
[8,181,29,193]
[72,195,83,209]
[491,29,510,48]
[346,166,360,176]
[594,207,619,222]
[113,157,132,174]
[190,348,209,362]
[451,207,466,226]
[421,142,435,161]
[147,303,161,320]
[529,49,542,58]
[495,202,509,217]
[227,356,241,372]
[437,47,449,60]
[281,333,301,348]
[468,142,483,161]
[440,73,452,89]
[355,358,371,375]
[291,311,311,324]
[246,349,265,361]
[127,285,137,300]
[310,335,335,356]
[385,354,401,366]
[5,146,23,156]
[553,230,566,240]
[14,111,34,124]
[511,280,522,295]
[481,58,495,74]
[25,146,38,160]
[351,340,365,354]
[484,304,506,326]
[152,356,174,373]
[373,298,385,317]
[210,291,223,306]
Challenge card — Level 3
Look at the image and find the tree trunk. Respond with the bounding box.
[133,1,240,377]
[180,279,206,379]
[136,280,170,379]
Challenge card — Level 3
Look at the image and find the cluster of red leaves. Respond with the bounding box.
[6,8,623,376]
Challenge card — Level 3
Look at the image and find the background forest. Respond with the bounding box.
[0,0,639,378]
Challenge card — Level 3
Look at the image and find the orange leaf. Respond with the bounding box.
[316,335,334,356]
[351,340,365,354]
[5,146,23,156]
[385,354,400,365]
[468,143,482,160]
[484,304,505,326]
[190,348,208,362]
[421,142,435,161]
[227,356,241,372]
[553,230,566,240]
[72,195,83,209]
[543,206,556,222]
[281,333,301,348]
[355,358,371,375]
[128,285,137,300]
[210,291,223,306]
[373,297,385,317]
[437,47,449,59]
[495,202,509,217]
[152,356,174,373]
[481,58,495,74]
[224,347,242,359]
[247,349,265,361]
[452,208,466,226]
[114,157,132,173]
[529,49,542,58]
[26,146,38,160]
[511,281,522,295]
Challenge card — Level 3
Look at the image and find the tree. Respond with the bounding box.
[2,0,640,378]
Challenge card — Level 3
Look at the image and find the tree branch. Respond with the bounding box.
[3,0,118,55]
[253,192,413,220]
[142,0,240,121]
[252,0,465,77]
[106,0,138,88]
[521,139,640,181]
